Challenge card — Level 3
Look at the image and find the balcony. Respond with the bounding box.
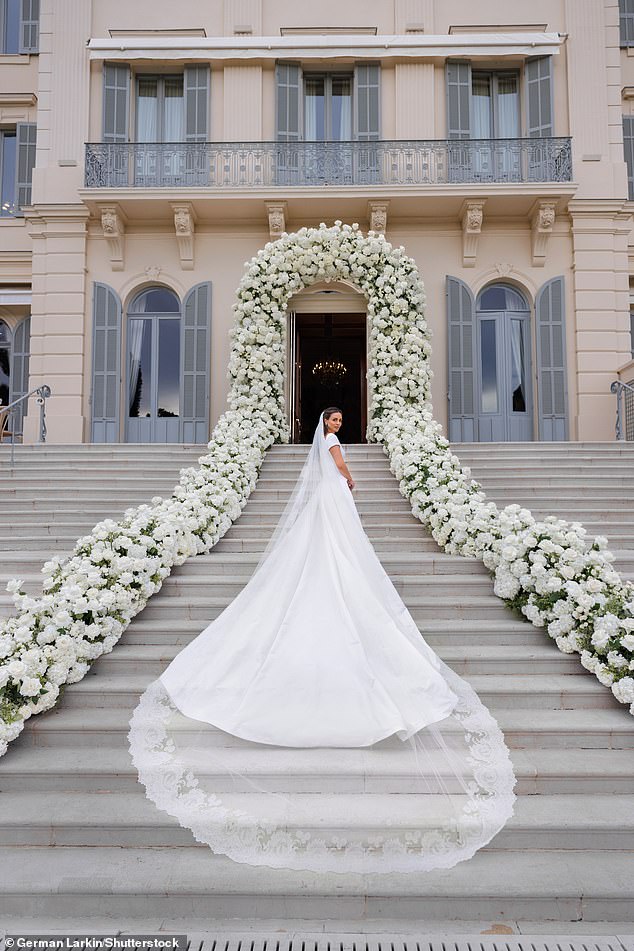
[85,137,572,190]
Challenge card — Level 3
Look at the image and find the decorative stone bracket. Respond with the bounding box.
[265,201,287,238]
[171,202,196,270]
[368,201,389,234]
[530,199,557,267]
[461,199,486,268]
[99,204,126,271]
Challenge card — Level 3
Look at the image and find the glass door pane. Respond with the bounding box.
[157,318,180,418]
[304,76,325,141]
[128,318,153,419]
[509,318,527,413]
[1,133,17,217]
[137,78,158,142]
[163,77,184,140]
[162,77,185,181]
[0,342,10,408]
[472,74,492,137]
[331,76,352,140]
[480,319,498,413]
[496,74,519,138]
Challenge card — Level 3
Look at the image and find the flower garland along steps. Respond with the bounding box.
[1,223,633,759]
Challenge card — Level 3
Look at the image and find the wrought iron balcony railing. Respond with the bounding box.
[84,137,573,189]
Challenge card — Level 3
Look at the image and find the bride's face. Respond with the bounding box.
[325,412,343,434]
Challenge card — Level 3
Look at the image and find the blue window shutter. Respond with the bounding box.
[355,63,380,140]
[19,0,39,53]
[103,63,130,143]
[91,283,121,443]
[185,65,210,142]
[181,282,211,443]
[446,61,471,139]
[536,275,568,440]
[9,315,30,434]
[525,56,553,137]
[15,122,36,212]
[276,62,302,141]
[447,276,477,441]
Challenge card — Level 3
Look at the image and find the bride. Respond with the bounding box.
[128,407,516,874]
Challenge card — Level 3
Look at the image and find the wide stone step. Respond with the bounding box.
[0,846,632,922]
[87,643,580,678]
[1,745,632,795]
[0,501,416,524]
[22,705,634,751]
[125,595,524,622]
[0,791,631,851]
[119,617,549,647]
[0,550,490,579]
[52,671,618,711]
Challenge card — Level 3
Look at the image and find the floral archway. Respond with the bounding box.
[1,224,633,760]
[225,221,432,442]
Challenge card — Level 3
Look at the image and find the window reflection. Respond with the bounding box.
[480,319,498,413]
[128,318,152,418]
[158,318,180,417]
[130,288,180,313]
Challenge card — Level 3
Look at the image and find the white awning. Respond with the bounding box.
[87,32,564,62]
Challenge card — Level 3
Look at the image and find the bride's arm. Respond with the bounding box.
[329,446,355,489]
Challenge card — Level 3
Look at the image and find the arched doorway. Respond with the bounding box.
[126,286,181,443]
[288,284,367,443]
[476,282,533,441]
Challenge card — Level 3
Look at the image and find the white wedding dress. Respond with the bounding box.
[128,412,516,874]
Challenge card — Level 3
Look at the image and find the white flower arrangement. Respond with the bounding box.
[1,222,632,759]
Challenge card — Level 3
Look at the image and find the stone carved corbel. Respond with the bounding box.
[368,201,389,234]
[265,201,287,238]
[461,199,486,268]
[171,203,196,270]
[530,200,557,267]
[100,205,126,271]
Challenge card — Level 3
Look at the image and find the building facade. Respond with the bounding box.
[1,0,633,444]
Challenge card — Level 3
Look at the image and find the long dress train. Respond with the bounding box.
[127,413,516,874]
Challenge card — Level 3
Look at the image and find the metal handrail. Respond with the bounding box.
[610,379,634,440]
[0,385,52,466]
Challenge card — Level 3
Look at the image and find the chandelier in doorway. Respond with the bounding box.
[312,359,348,384]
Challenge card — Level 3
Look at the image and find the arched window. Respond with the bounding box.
[476,282,533,441]
[126,286,181,443]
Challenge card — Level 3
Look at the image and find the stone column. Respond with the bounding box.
[23,206,89,444]
[569,199,632,439]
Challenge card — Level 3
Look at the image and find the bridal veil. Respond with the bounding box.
[128,412,516,874]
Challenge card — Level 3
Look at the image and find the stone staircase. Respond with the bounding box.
[0,441,633,933]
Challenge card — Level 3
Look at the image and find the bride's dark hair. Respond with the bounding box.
[322,406,342,435]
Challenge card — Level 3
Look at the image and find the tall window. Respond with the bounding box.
[304,73,353,140]
[136,75,185,142]
[472,71,520,139]
[1,0,38,54]
[621,0,634,46]
[1,0,19,53]
[0,131,17,216]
